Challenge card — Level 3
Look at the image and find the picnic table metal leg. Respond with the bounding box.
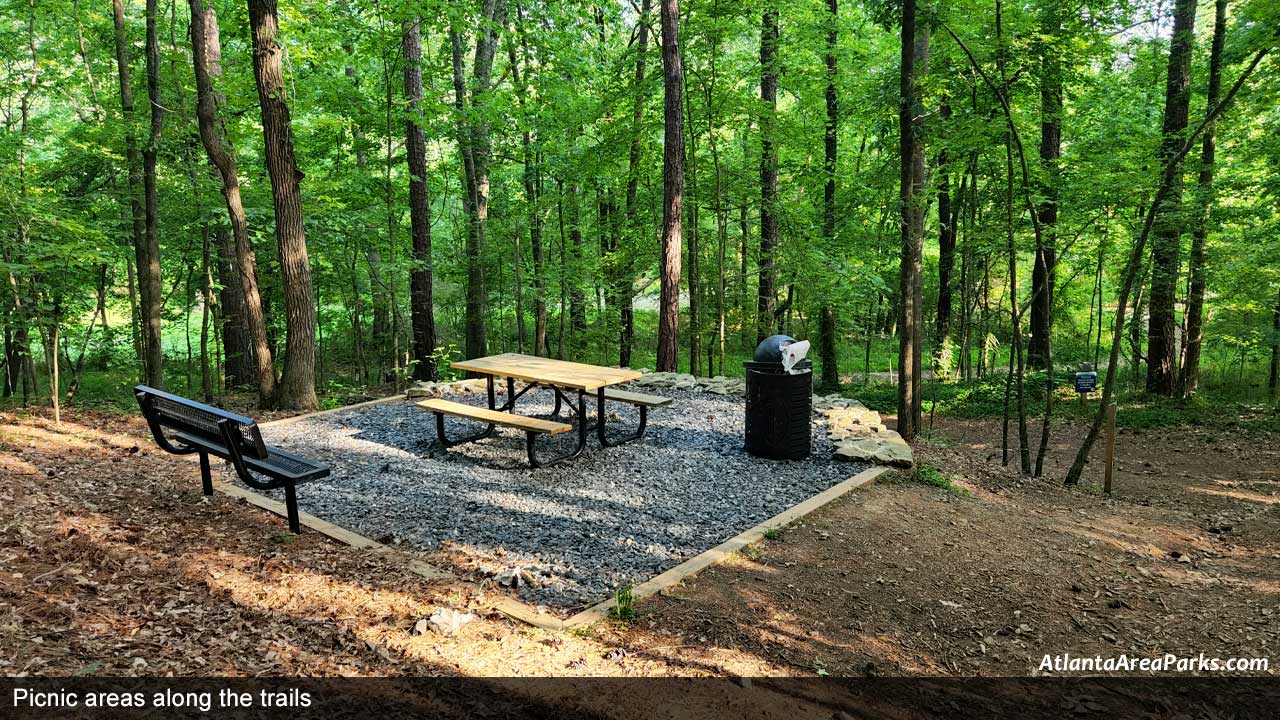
[596,389,649,447]
[527,388,589,468]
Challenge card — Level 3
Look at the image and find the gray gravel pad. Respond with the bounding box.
[233,386,866,613]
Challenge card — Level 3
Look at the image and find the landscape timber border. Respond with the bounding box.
[196,384,889,630]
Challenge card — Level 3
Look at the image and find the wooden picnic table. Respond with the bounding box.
[418,353,668,467]
[450,353,642,391]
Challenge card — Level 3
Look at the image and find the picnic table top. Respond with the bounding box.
[449,353,643,391]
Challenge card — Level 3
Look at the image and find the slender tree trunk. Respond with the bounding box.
[757,6,779,345]
[567,183,587,339]
[1146,0,1198,396]
[212,224,250,388]
[934,161,954,357]
[137,0,164,388]
[453,0,506,361]
[248,0,318,410]
[1032,4,1062,476]
[684,78,702,376]
[190,0,276,404]
[403,17,437,381]
[1028,7,1061,369]
[817,0,840,392]
[112,0,153,386]
[510,11,547,357]
[656,0,683,372]
[621,0,652,367]
[1179,0,1225,398]
[897,0,927,440]
[1270,289,1279,403]
[200,226,214,401]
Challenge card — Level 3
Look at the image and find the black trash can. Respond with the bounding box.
[744,335,812,460]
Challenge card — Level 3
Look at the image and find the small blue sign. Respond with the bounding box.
[1074,371,1098,393]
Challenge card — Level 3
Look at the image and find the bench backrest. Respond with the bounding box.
[134,385,268,460]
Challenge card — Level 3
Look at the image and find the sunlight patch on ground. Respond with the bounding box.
[1186,486,1280,506]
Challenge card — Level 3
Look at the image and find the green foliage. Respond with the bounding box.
[0,0,1275,421]
[608,585,637,622]
[910,464,969,496]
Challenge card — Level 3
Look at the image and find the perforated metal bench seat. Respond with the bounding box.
[175,432,330,482]
[134,385,327,533]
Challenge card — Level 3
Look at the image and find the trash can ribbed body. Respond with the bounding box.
[743,359,812,460]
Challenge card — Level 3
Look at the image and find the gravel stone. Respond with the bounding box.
[234,385,867,613]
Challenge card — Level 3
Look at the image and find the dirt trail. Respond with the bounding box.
[1,409,1274,683]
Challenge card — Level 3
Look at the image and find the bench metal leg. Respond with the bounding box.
[284,480,301,534]
[596,389,649,447]
[199,451,213,496]
[527,388,589,468]
[433,410,496,447]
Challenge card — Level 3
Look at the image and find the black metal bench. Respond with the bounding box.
[134,385,329,533]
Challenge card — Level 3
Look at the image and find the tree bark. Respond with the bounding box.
[757,6,779,345]
[684,77,702,376]
[1028,6,1061,369]
[510,8,547,357]
[1179,0,1225,398]
[896,0,927,440]
[451,0,506,361]
[112,0,153,387]
[567,183,587,338]
[139,0,164,389]
[248,0,318,410]
[190,0,276,403]
[817,0,840,392]
[621,0,652,367]
[1146,0,1197,396]
[1271,289,1279,403]
[402,17,436,382]
[656,0,683,372]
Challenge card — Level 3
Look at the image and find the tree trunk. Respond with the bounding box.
[757,6,779,345]
[212,225,251,388]
[621,0,651,367]
[1028,6,1061,370]
[112,0,153,386]
[566,183,587,339]
[248,0,318,410]
[1179,0,1225,398]
[138,0,164,388]
[190,0,276,403]
[656,0,683,372]
[1270,289,1279,403]
[403,17,437,382]
[817,0,840,392]
[510,11,547,357]
[452,0,506,361]
[1146,0,1197,396]
[684,77,702,376]
[897,0,927,440]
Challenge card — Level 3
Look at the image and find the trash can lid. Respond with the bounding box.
[753,334,797,363]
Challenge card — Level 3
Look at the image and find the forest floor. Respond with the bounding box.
[1,404,1275,681]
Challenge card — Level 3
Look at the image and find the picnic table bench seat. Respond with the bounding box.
[417,397,577,468]
[134,385,327,533]
[601,388,672,408]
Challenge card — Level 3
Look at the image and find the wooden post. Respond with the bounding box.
[1103,402,1116,494]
